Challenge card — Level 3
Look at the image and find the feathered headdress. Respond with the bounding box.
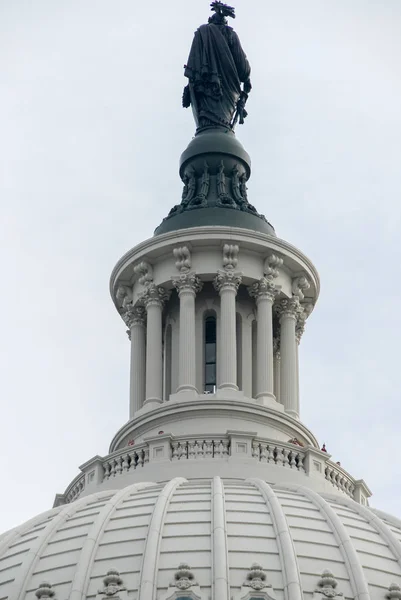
[210,1,236,19]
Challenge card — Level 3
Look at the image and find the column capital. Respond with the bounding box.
[213,269,242,294]
[172,271,203,296]
[122,304,146,330]
[248,277,279,303]
[274,297,303,321]
[141,284,170,309]
[295,302,314,343]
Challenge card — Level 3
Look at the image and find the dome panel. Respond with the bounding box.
[1,479,401,600]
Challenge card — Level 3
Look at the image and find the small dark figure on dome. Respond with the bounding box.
[183,1,252,131]
[321,443,327,452]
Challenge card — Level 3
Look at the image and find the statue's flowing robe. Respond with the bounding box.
[184,23,251,128]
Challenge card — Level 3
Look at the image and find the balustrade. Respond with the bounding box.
[60,435,361,505]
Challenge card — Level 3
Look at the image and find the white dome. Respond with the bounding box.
[1,477,401,600]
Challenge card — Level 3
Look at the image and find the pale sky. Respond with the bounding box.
[1,1,400,533]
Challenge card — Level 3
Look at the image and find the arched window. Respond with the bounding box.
[204,315,217,393]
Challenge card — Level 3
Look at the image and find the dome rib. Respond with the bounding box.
[12,492,99,600]
[212,476,230,600]
[69,482,155,600]
[247,479,303,600]
[292,485,371,600]
[138,477,187,600]
[338,497,401,570]
[0,507,58,559]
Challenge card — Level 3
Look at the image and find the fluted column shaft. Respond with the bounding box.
[277,298,302,418]
[173,272,202,393]
[273,341,281,404]
[127,308,146,418]
[214,270,242,391]
[142,285,169,406]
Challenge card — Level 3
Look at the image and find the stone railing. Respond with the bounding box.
[56,432,370,506]
[251,439,306,472]
[64,473,86,504]
[102,443,149,480]
[325,461,355,497]
[171,438,230,460]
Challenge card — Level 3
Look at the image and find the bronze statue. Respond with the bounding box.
[183,2,252,131]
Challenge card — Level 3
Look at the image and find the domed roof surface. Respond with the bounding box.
[1,478,401,600]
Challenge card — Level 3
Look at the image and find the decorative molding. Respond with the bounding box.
[172,271,203,296]
[214,269,242,294]
[173,246,191,272]
[122,305,146,329]
[264,254,283,279]
[386,584,401,600]
[274,297,303,321]
[181,164,197,205]
[313,570,343,599]
[133,261,154,286]
[292,275,311,301]
[233,563,277,600]
[96,568,129,599]
[222,243,239,270]
[248,277,278,303]
[295,302,314,343]
[140,284,170,309]
[115,285,133,309]
[35,582,56,599]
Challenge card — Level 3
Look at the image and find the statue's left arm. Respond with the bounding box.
[229,30,251,90]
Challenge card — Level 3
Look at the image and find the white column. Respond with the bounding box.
[276,298,302,419]
[273,338,281,404]
[214,270,242,391]
[125,306,146,418]
[142,285,169,407]
[248,278,277,403]
[241,316,253,397]
[172,272,202,393]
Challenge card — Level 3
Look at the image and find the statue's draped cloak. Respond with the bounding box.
[184,23,251,128]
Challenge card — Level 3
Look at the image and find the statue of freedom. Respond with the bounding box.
[182,2,252,132]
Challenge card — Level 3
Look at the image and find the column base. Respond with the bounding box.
[142,398,163,412]
[218,383,239,392]
[285,409,300,420]
[176,384,198,394]
[255,393,284,411]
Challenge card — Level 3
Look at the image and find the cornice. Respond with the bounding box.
[109,226,320,307]
[108,398,319,453]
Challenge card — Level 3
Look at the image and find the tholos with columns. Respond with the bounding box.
[276,297,303,418]
[248,277,278,403]
[213,270,242,390]
[142,285,170,406]
[125,306,146,418]
[173,272,203,393]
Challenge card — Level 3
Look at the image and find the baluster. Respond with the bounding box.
[275,446,284,467]
[267,445,275,463]
[188,441,196,459]
[260,443,268,463]
[122,454,130,472]
[216,440,224,458]
[252,441,260,460]
[204,440,213,459]
[194,440,202,459]
[297,453,306,472]
[143,447,149,464]
[289,451,297,469]
[282,447,290,467]
[222,440,230,457]
[110,460,117,477]
[115,456,123,476]
[103,462,110,480]
[172,442,179,461]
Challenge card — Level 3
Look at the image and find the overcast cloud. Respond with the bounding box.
[0,0,400,533]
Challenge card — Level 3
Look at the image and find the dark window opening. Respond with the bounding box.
[205,316,217,393]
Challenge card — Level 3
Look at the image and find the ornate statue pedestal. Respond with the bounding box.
[154,128,275,237]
